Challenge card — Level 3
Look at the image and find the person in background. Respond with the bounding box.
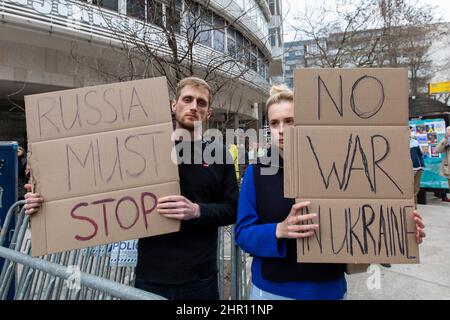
[248,141,265,163]
[410,126,425,206]
[435,126,450,202]
[17,146,28,200]
[228,142,240,181]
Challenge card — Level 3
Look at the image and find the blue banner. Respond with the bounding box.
[409,119,448,189]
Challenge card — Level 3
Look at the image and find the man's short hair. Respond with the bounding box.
[175,77,213,106]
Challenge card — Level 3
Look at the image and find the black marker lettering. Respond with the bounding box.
[307,135,350,190]
[66,142,96,191]
[84,90,102,126]
[372,135,403,194]
[361,205,376,255]
[96,137,124,184]
[348,208,364,256]
[350,75,385,119]
[317,75,343,120]
[344,135,375,192]
[124,135,147,178]
[127,87,148,120]
[37,97,60,137]
[403,207,417,259]
[330,207,347,255]
[103,88,119,124]
[378,205,389,256]
[59,95,81,130]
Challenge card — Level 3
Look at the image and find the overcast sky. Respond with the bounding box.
[283,0,450,41]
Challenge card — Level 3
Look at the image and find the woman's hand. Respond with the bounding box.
[414,210,425,244]
[276,201,319,239]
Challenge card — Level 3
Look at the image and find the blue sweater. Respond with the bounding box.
[235,165,347,300]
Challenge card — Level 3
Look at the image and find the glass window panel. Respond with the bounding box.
[127,0,145,20]
[227,26,235,41]
[147,0,164,27]
[93,0,118,11]
[236,30,244,47]
[166,1,182,33]
[250,53,257,71]
[227,37,236,57]
[214,15,225,29]
[200,7,212,24]
[199,24,211,46]
[213,30,225,52]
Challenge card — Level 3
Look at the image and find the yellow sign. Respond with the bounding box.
[429,81,450,95]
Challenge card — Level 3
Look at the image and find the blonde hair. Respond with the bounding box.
[175,77,213,106]
[266,85,293,113]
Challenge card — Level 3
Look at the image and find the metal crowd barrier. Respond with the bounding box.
[217,225,250,300]
[0,201,250,300]
[0,201,164,300]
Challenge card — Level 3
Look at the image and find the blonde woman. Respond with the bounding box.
[235,85,426,300]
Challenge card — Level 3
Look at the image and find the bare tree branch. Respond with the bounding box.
[291,0,440,97]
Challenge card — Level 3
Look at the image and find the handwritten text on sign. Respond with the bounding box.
[285,69,417,263]
[296,200,418,263]
[26,77,180,256]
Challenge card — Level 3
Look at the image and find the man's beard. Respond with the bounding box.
[176,113,196,131]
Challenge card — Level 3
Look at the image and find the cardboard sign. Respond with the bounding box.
[295,200,418,263]
[26,77,180,256]
[293,68,409,126]
[284,126,413,199]
[284,68,418,264]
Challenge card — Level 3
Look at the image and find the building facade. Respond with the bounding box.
[267,0,283,85]
[284,23,449,99]
[0,0,280,146]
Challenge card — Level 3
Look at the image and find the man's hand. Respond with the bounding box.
[23,184,44,215]
[157,195,200,221]
[414,210,425,244]
[276,201,319,240]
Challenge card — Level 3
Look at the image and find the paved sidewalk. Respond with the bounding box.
[347,195,450,300]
